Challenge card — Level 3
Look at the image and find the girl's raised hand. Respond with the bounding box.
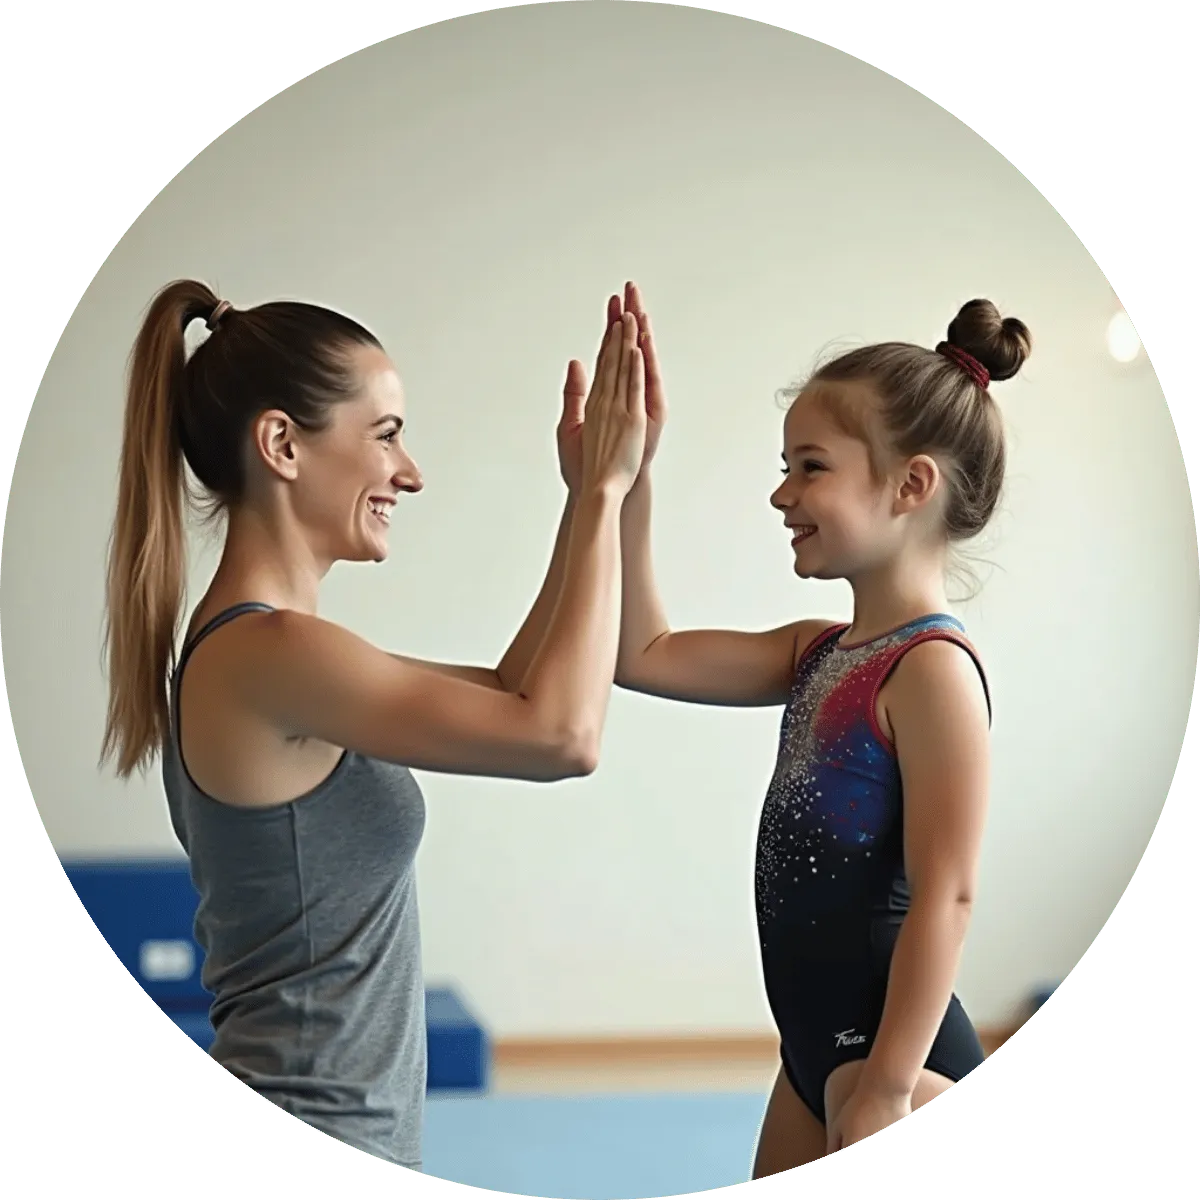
[623,281,667,478]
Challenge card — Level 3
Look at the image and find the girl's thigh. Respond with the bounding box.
[751,1064,827,1178]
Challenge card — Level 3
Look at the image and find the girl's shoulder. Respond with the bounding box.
[791,619,848,673]
[882,630,992,730]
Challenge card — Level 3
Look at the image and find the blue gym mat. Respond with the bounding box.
[422,1090,766,1199]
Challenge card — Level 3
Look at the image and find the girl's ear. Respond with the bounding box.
[895,454,941,516]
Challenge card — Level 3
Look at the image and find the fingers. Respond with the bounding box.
[583,290,636,420]
[585,318,622,418]
[593,293,622,379]
[612,312,637,413]
[626,281,647,342]
[562,359,587,424]
[607,292,622,329]
[602,312,634,407]
[625,280,641,318]
[625,282,644,351]
[626,341,645,417]
[623,281,661,390]
[640,311,663,402]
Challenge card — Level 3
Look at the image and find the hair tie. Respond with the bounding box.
[206,300,232,332]
[935,342,989,389]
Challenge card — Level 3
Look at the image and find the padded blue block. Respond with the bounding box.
[62,858,211,1011]
[427,989,489,1091]
[426,987,490,1091]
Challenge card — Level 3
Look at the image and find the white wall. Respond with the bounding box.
[3,3,1194,1035]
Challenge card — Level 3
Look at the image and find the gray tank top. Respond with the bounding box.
[162,603,427,1169]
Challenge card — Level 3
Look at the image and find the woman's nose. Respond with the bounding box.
[394,455,423,494]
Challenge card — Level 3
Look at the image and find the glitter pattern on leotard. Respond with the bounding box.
[754,614,984,937]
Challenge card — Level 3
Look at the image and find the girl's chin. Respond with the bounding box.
[792,554,838,582]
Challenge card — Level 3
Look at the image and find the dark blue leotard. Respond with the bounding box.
[755,614,989,1123]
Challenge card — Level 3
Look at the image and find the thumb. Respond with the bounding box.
[562,359,587,424]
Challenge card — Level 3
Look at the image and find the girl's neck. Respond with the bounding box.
[842,554,950,645]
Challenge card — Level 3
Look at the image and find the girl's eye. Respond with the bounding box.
[803,460,825,474]
[381,429,398,445]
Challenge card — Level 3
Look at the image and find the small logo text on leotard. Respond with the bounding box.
[834,1029,867,1047]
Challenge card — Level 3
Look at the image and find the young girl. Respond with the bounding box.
[101,280,646,1170]
[610,283,1029,1174]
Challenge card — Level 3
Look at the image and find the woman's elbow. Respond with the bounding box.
[557,732,600,779]
[526,726,599,781]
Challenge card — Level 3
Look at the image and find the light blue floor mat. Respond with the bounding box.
[422,1090,767,1199]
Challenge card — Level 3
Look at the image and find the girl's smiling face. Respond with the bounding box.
[770,383,906,581]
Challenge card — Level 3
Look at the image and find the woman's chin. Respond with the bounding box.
[339,535,389,565]
[356,518,391,563]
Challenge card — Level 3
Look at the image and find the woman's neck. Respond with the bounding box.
[201,507,329,618]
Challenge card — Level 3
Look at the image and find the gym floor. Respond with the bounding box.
[424,1045,779,1197]
[422,1035,1009,1198]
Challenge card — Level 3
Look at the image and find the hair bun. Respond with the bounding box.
[945,299,1031,383]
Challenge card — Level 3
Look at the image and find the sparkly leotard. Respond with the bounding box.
[755,614,989,1122]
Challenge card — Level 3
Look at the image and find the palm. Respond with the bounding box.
[559,284,665,493]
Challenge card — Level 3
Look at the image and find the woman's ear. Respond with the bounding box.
[251,410,300,482]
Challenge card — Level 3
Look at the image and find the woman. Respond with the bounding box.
[610,283,1025,1173]
[101,280,646,1170]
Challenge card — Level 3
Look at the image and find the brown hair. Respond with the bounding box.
[784,298,1032,542]
[101,279,382,778]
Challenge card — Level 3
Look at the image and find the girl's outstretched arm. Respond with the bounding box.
[617,282,830,706]
[617,476,828,705]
